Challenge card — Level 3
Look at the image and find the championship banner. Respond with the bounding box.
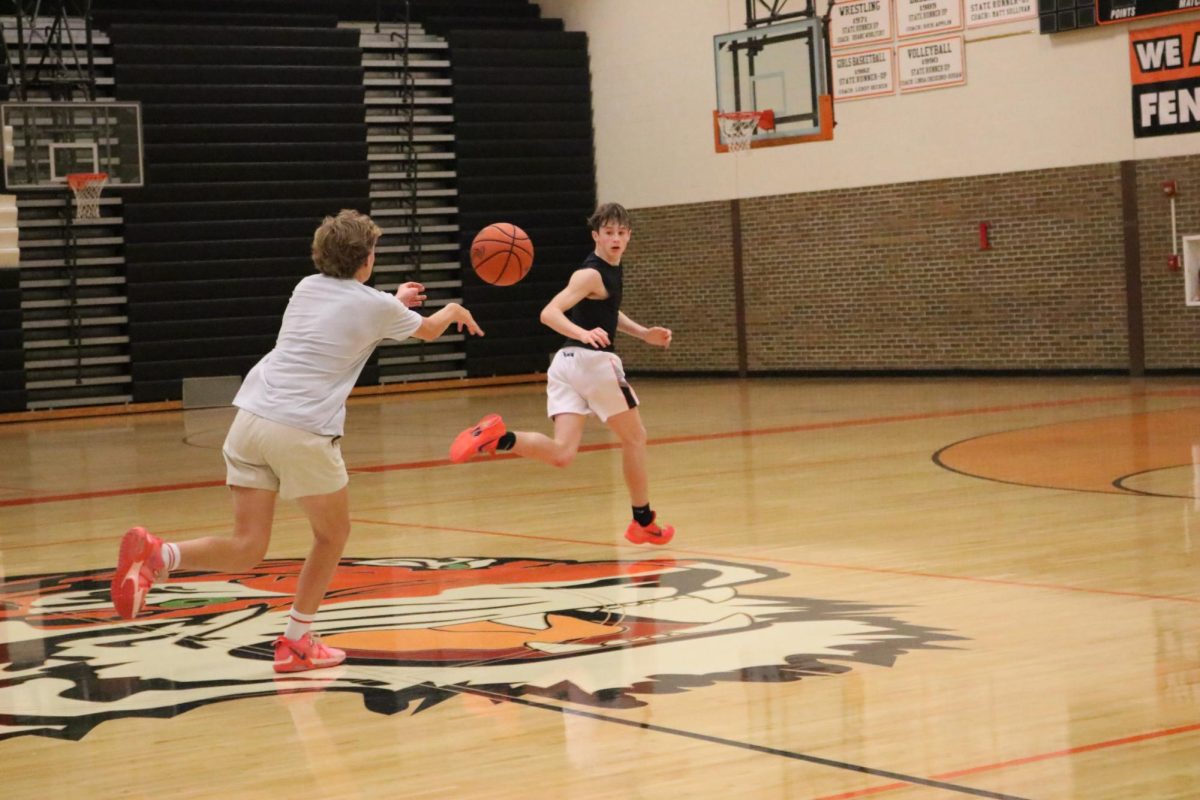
[898,35,967,92]
[1129,19,1200,137]
[966,0,1037,27]
[830,0,894,49]
[832,46,898,99]
[896,0,964,38]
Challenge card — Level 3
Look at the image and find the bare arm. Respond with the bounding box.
[618,311,672,348]
[411,302,484,341]
[539,269,611,348]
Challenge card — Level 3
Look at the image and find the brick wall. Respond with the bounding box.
[621,201,738,372]
[622,156,1200,374]
[1138,154,1200,370]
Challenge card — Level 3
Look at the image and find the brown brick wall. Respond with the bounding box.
[621,201,739,371]
[1138,154,1200,370]
[621,156,1200,373]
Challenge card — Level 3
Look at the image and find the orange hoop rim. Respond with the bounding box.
[715,109,776,132]
[66,172,109,190]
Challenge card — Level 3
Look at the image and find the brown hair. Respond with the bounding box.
[311,209,382,279]
[587,202,631,232]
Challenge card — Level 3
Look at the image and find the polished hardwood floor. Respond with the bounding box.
[1,376,1197,799]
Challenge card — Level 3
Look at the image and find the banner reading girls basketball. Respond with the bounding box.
[1129,19,1200,137]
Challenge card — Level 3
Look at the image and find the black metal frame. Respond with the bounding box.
[7,0,97,101]
[745,0,816,27]
[387,0,422,280]
[744,0,835,118]
[5,1,103,393]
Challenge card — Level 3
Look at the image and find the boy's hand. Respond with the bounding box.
[579,327,610,348]
[396,282,427,308]
[454,304,485,337]
[644,326,672,348]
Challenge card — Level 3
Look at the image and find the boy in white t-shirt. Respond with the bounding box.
[111,209,484,673]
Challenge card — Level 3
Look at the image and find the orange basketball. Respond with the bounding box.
[470,222,534,286]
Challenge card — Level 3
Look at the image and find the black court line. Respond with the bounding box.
[452,684,1032,800]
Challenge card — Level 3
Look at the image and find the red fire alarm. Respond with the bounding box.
[1168,254,1181,270]
[979,221,991,250]
[1162,180,1177,197]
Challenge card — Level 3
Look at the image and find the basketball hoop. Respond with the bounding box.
[66,172,108,220]
[716,109,776,153]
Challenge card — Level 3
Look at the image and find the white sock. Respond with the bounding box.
[161,542,181,573]
[284,610,315,642]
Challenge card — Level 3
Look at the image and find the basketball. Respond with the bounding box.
[469,222,534,286]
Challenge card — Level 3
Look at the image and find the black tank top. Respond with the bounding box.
[563,252,622,353]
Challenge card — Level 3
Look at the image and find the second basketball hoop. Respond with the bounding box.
[66,172,108,220]
[714,109,776,154]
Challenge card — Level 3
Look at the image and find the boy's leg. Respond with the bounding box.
[273,486,351,673]
[112,486,275,620]
[510,412,587,468]
[292,485,351,615]
[604,407,649,505]
[176,486,276,571]
[605,407,674,545]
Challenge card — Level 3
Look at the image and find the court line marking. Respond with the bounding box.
[446,684,1031,800]
[809,721,1200,800]
[0,390,1165,509]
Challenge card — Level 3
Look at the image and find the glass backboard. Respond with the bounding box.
[1,101,144,190]
[713,17,834,152]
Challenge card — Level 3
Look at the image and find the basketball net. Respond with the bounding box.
[717,109,775,154]
[66,172,108,220]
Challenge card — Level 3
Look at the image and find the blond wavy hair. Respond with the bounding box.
[312,209,382,279]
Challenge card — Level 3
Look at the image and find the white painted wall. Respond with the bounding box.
[537,0,1200,208]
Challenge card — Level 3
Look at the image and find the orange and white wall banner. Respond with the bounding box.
[1129,19,1200,137]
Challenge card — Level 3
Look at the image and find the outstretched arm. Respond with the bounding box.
[618,311,671,348]
[411,302,484,341]
[540,269,610,348]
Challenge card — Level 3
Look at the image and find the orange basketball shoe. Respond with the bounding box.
[449,413,506,463]
[274,633,347,673]
[625,514,675,546]
[111,526,166,619]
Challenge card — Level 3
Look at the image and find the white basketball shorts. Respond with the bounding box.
[222,409,349,500]
[546,346,639,423]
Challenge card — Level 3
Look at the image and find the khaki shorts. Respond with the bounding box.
[546,347,639,423]
[222,409,348,500]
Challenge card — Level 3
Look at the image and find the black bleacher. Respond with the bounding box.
[0,269,25,412]
[104,14,372,402]
[446,27,596,377]
[73,0,596,401]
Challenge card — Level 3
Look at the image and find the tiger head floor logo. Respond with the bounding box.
[0,556,960,740]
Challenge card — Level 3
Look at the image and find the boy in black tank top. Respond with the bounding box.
[449,203,676,545]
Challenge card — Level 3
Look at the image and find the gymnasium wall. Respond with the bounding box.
[540,0,1200,373]
[539,0,1199,204]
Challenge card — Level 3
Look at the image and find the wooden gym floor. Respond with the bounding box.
[1,375,1197,799]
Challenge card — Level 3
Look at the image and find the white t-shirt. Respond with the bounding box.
[234,273,422,436]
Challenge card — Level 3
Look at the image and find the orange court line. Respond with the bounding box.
[811,721,1200,800]
[0,390,1154,509]
[350,518,1200,606]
